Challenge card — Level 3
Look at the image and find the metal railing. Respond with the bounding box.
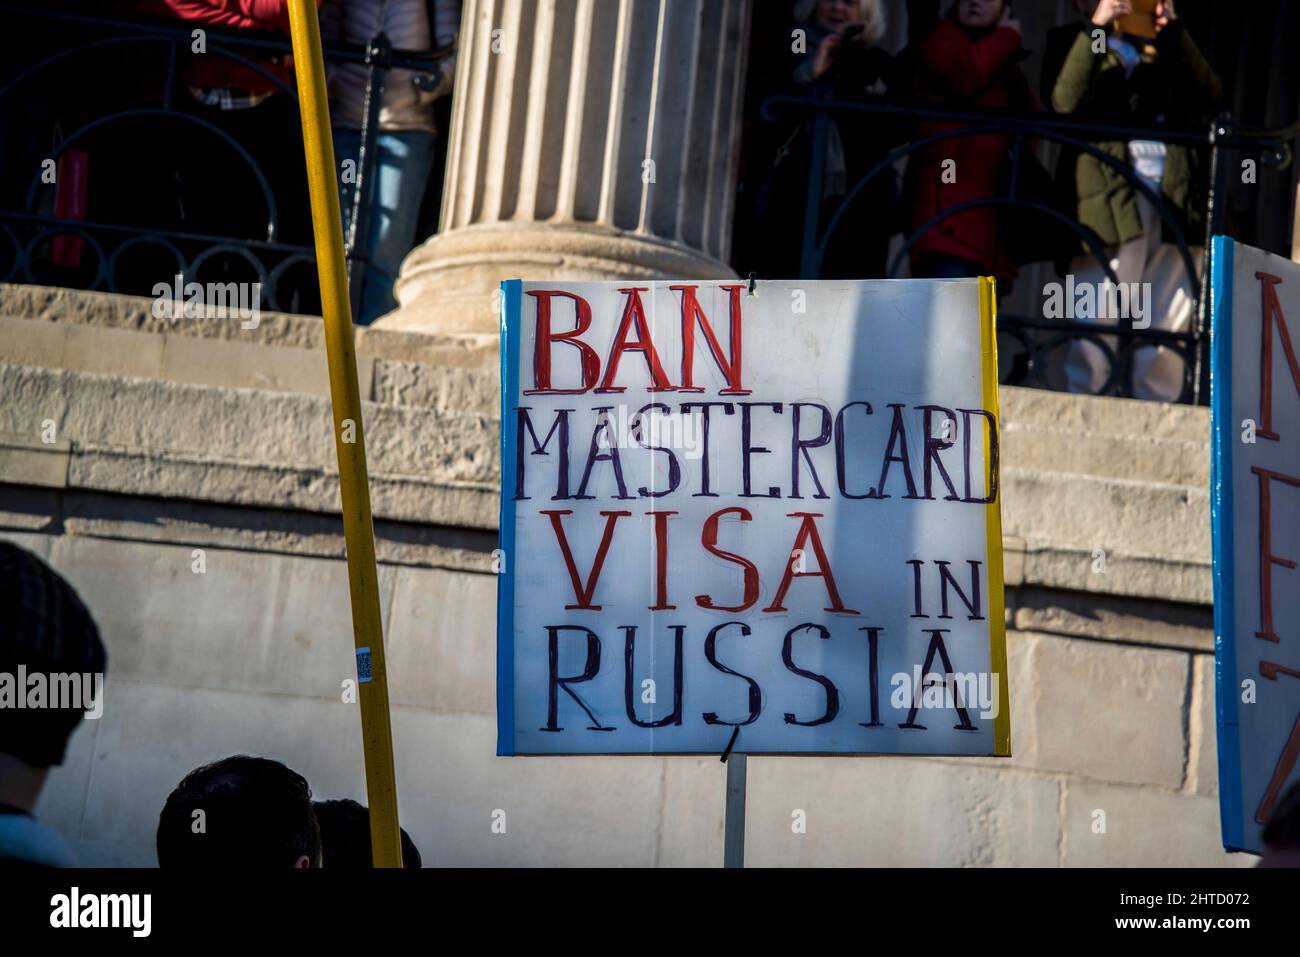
[0,5,453,320]
[759,93,1298,404]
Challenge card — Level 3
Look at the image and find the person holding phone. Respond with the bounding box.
[1042,0,1222,401]
[744,0,899,280]
[796,0,891,89]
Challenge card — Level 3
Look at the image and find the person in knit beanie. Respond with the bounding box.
[0,540,107,868]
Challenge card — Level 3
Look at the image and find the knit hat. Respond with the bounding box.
[0,542,107,767]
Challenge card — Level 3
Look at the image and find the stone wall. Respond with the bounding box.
[0,284,1249,866]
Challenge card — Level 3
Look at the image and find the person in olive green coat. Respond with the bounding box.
[1041,0,1222,402]
[1043,0,1222,248]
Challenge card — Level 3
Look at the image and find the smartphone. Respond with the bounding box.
[1116,0,1159,39]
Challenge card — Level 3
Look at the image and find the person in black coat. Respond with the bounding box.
[737,0,901,280]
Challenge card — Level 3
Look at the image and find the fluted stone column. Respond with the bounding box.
[378,0,752,337]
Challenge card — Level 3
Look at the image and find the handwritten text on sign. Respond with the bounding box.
[1212,238,1300,852]
[497,280,1010,756]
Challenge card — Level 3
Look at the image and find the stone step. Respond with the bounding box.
[0,325,1211,500]
[0,360,1211,605]
[1000,383,1210,446]
[1002,466,1209,605]
[0,310,500,415]
[1004,467,1208,563]
[0,285,1215,490]
[1001,417,1209,488]
[0,281,501,411]
[0,362,499,530]
[0,281,1214,607]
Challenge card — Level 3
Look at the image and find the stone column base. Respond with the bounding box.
[377,222,738,337]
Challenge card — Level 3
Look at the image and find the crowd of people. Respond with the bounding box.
[739,0,1223,400]
[0,542,421,868]
[117,0,459,324]
[0,537,1298,868]
[7,1,459,323]
[0,0,1247,394]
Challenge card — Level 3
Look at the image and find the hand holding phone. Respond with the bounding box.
[1092,0,1134,28]
[999,6,1022,37]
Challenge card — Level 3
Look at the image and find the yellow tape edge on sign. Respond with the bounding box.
[980,277,1012,757]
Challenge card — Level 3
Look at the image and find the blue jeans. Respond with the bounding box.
[334,128,436,324]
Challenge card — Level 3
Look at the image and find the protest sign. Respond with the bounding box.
[1211,237,1300,853]
[497,279,1010,757]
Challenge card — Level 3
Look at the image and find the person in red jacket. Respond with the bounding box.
[904,0,1036,283]
[134,0,297,29]
[127,0,311,102]
[127,0,297,31]
[122,0,324,284]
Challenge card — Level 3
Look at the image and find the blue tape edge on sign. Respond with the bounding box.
[496,280,522,757]
[1209,234,1244,851]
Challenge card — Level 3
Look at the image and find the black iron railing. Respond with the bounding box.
[0,5,453,320]
[760,93,1297,405]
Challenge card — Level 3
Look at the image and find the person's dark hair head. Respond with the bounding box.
[0,541,107,768]
[313,798,422,868]
[157,755,322,867]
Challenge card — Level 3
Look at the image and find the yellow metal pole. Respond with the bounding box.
[286,0,403,868]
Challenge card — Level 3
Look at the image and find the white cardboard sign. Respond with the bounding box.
[497,279,1010,757]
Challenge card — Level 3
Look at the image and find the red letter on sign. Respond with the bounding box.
[764,512,860,614]
[1255,661,1300,825]
[695,507,760,613]
[672,284,751,395]
[1251,466,1300,642]
[597,287,673,393]
[647,510,677,611]
[1255,272,1300,440]
[540,509,631,610]
[526,290,601,394]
